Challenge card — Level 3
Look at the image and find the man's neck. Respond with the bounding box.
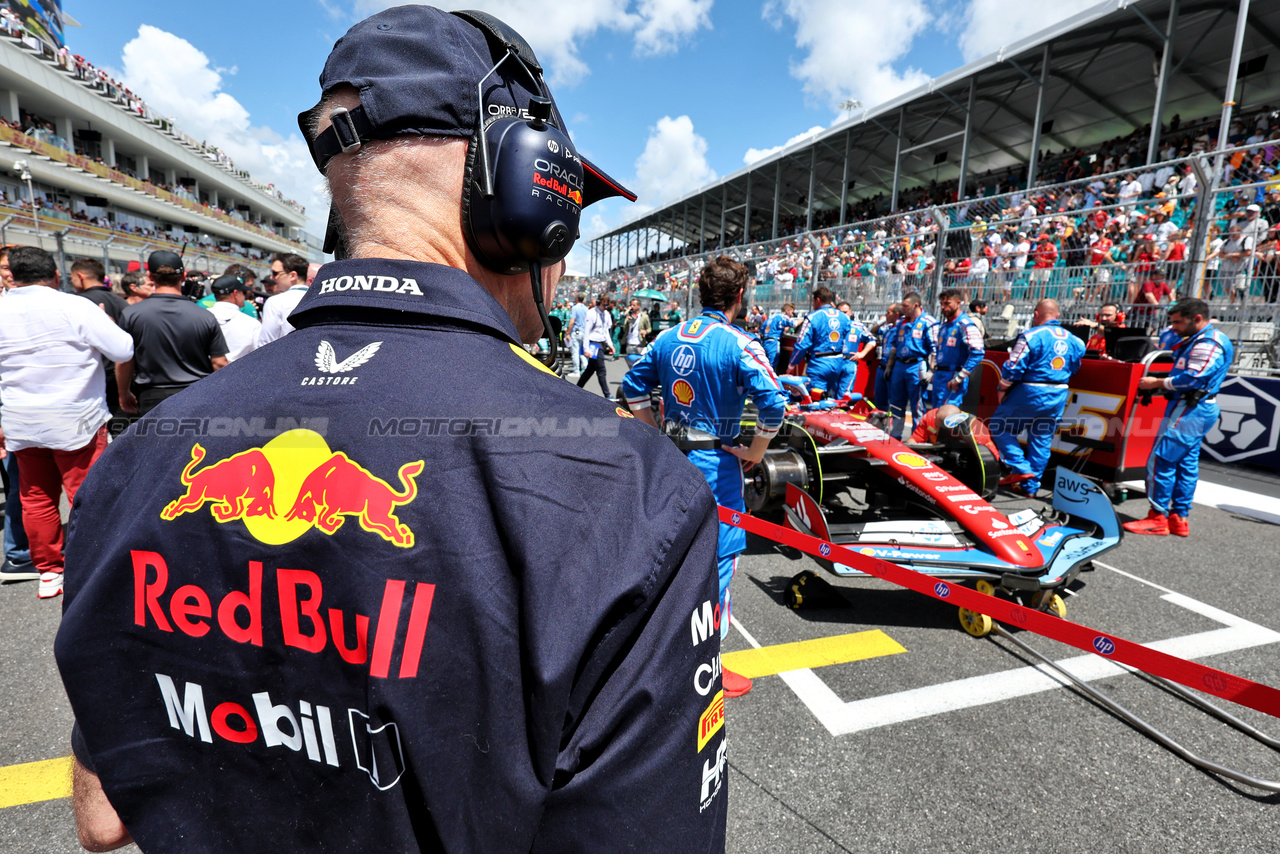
[153,286,184,295]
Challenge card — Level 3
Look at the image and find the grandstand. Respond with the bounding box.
[591,0,1278,268]
[0,11,311,280]
[581,0,1280,372]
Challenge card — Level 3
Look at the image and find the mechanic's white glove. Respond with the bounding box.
[919,369,933,384]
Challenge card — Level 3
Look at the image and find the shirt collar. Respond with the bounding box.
[700,309,730,324]
[289,259,521,344]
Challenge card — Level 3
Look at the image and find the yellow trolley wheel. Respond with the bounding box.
[959,579,997,637]
[958,607,993,638]
[1048,593,1067,619]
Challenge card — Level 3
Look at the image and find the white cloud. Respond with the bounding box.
[119,25,325,236]
[632,0,714,55]
[632,115,716,211]
[763,0,931,113]
[743,125,825,165]
[957,0,1099,62]
[352,0,712,85]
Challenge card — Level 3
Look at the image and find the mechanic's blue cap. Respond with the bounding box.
[303,5,634,208]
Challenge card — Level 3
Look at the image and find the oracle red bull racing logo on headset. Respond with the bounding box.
[161,430,422,548]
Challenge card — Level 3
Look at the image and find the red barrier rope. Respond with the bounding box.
[719,506,1280,720]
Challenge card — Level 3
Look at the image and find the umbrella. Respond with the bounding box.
[633,288,666,301]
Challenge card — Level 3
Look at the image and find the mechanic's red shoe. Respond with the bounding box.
[722,667,753,698]
[1123,510,1169,536]
[1169,514,1189,537]
[999,472,1034,487]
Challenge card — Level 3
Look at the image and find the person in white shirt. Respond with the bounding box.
[0,246,133,599]
[256,252,309,346]
[1118,174,1143,209]
[575,292,614,395]
[206,275,261,361]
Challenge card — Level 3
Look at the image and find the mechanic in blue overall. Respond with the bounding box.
[787,287,850,399]
[623,256,788,699]
[872,303,902,411]
[837,312,876,399]
[761,302,796,372]
[989,299,1085,497]
[888,292,939,438]
[1125,298,1233,537]
[55,8,728,851]
[930,288,985,409]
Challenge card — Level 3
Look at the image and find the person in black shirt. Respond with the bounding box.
[115,250,228,415]
[71,258,129,418]
[70,258,128,323]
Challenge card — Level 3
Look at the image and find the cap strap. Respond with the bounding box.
[309,105,377,171]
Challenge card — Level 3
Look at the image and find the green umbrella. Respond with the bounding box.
[633,288,666,301]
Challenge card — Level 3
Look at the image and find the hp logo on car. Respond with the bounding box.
[731,513,741,525]
[934,582,950,598]
[1093,636,1116,656]
[819,543,830,557]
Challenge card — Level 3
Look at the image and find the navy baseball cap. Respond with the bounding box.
[302,6,634,208]
[211,274,250,295]
[147,250,184,272]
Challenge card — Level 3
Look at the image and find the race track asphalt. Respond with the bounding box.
[2,366,1277,852]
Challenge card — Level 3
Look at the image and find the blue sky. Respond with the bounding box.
[62,0,1096,269]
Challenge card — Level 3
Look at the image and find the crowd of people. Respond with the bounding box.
[598,108,1280,314]
[0,246,314,600]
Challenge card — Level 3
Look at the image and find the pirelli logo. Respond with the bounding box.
[698,689,725,752]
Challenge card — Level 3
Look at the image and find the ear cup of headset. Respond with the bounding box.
[463,116,583,275]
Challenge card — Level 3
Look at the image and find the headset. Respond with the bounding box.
[455,10,582,369]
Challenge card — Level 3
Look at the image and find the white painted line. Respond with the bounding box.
[1121,478,1280,526]
[1094,561,1175,595]
[761,564,1280,737]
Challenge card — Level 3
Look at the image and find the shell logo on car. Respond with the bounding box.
[892,451,930,469]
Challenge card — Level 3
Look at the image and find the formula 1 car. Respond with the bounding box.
[741,378,1122,636]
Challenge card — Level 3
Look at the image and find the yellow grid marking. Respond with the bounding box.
[722,630,906,679]
[0,756,73,809]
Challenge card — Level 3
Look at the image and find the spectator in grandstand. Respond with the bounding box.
[1213,224,1253,304]
[205,274,260,361]
[1028,233,1058,301]
[0,246,133,598]
[116,251,228,415]
[256,252,309,345]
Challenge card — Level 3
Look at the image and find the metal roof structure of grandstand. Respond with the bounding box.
[590,0,1280,271]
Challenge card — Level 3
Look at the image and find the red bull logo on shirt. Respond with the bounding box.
[162,430,422,548]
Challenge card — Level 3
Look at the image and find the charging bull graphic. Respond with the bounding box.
[161,430,422,548]
[285,453,423,547]
[161,446,277,522]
